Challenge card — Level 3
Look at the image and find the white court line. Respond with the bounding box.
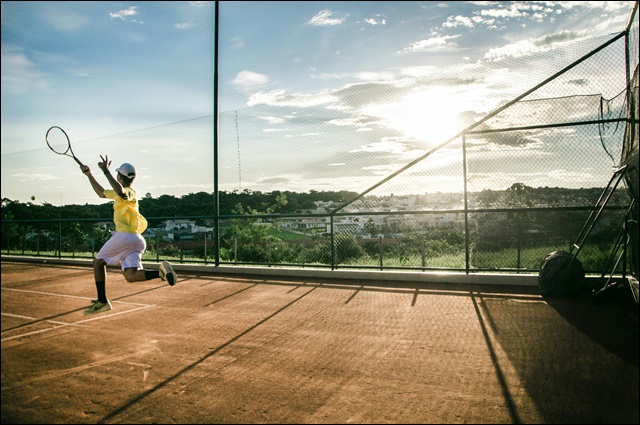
[1,287,152,307]
[1,306,155,342]
[1,320,82,342]
[74,305,155,324]
[3,312,74,326]
[1,288,157,342]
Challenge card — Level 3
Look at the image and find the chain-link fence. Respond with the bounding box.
[2,4,638,276]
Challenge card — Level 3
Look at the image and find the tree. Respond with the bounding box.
[221,193,295,263]
[506,182,534,269]
[307,233,366,265]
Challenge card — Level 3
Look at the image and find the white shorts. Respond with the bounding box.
[96,231,147,270]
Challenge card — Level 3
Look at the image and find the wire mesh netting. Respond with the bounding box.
[2,4,638,275]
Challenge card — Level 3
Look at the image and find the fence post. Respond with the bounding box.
[204,233,208,264]
[379,235,383,270]
[58,221,62,259]
[302,228,307,266]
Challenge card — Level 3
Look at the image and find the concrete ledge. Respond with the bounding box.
[190,264,541,286]
[3,254,612,287]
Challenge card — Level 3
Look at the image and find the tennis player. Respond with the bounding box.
[80,155,177,315]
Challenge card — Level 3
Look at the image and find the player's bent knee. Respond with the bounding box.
[123,268,138,282]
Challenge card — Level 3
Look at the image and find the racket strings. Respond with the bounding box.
[46,127,72,155]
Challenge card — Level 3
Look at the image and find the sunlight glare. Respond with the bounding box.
[367,87,465,145]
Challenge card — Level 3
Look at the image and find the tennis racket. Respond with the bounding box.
[46,126,85,167]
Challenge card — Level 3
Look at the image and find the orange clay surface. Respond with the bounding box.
[1,260,638,424]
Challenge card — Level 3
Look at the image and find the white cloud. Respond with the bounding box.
[175,22,197,30]
[0,46,49,94]
[441,1,635,34]
[246,90,338,107]
[397,34,462,54]
[307,10,345,26]
[232,70,269,92]
[109,6,138,21]
[361,164,404,176]
[12,173,60,182]
[480,5,526,20]
[309,70,396,81]
[442,15,476,28]
[260,116,285,124]
[484,29,588,60]
[364,16,386,26]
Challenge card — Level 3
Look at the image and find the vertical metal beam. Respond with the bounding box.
[213,1,220,267]
[462,134,470,274]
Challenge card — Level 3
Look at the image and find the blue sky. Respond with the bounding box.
[1,1,636,205]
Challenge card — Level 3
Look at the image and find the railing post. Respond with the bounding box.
[330,216,335,270]
[204,233,208,264]
[302,228,307,266]
[463,134,470,275]
[58,221,62,259]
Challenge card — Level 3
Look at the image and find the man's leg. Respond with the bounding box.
[84,257,112,315]
[93,257,108,302]
[123,267,159,282]
[119,235,175,284]
[122,264,177,286]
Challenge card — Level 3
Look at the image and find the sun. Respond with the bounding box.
[366,87,465,145]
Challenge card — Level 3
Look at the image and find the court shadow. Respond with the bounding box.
[477,288,638,424]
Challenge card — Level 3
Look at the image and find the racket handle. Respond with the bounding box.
[74,157,85,167]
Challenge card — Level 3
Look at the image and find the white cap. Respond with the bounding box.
[115,163,136,178]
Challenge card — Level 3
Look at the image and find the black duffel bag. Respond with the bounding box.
[538,250,586,297]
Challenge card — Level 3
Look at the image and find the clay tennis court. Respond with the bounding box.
[1,259,638,424]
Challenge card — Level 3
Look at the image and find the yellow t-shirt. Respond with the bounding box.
[104,187,148,234]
